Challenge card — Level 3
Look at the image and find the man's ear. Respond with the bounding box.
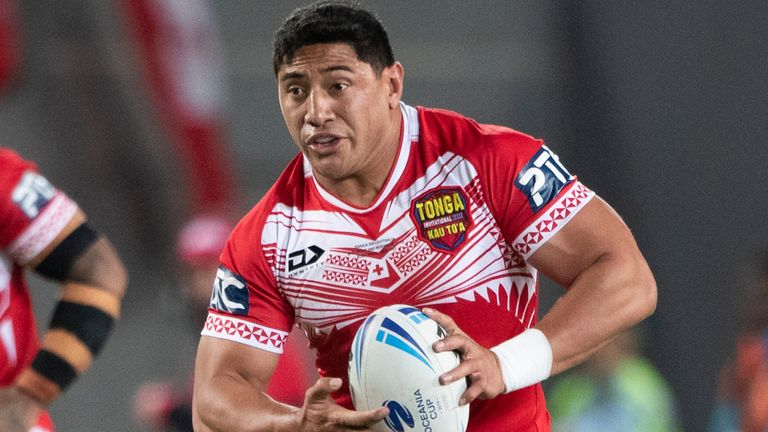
[386,62,404,110]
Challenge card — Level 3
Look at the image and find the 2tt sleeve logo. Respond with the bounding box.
[12,171,56,219]
[515,146,574,212]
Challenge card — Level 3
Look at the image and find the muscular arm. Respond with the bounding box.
[193,335,388,432]
[529,196,657,375]
[193,336,299,431]
[413,195,657,405]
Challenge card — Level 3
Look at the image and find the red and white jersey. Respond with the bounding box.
[202,104,594,431]
[0,148,78,385]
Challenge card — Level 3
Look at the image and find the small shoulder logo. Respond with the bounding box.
[383,400,415,432]
[210,266,249,315]
[288,245,325,272]
[410,187,473,253]
[515,145,573,212]
[11,171,56,219]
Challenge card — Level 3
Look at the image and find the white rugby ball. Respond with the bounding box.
[348,304,469,432]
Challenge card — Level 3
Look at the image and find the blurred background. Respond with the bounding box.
[1,0,767,430]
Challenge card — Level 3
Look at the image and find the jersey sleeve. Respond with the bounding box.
[472,127,595,261]
[0,149,79,265]
[200,200,294,355]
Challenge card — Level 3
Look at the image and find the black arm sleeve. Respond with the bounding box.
[35,223,98,280]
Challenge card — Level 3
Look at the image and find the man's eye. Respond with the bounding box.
[333,83,349,91]
[288,87,304,96]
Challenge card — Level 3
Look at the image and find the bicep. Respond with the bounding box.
[193,335,285,430]
[527,196,646,288]
[195,335,281,395]
[526,196,656,374]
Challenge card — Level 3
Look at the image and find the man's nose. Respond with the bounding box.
[304,91,334,126]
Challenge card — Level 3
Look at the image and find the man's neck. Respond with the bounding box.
[323,177,387,208]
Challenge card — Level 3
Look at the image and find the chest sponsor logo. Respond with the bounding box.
[288,245,325,273]
[210,266,249,316]
[12,171,56,219]
[515,145,573,212]
[410,187,473,253]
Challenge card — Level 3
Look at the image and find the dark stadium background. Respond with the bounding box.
[2,1,766,430]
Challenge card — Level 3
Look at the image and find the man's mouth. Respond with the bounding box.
[307,133,343,152]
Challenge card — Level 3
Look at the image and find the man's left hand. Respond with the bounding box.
[423,308,506,406]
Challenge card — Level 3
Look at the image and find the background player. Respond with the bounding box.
[0,148,127,431]
[192,1,657,431]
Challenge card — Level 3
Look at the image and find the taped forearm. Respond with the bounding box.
[15,283,121,404]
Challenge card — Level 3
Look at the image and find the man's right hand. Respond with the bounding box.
[194,336,387,431]
[0,386,42,432]
[299,377,389,431]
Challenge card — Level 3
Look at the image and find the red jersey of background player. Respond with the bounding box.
[0,149,77,431]
[201,103,594,431]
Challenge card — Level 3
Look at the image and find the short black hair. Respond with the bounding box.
[272,1,395,76]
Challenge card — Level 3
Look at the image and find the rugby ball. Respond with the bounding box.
[348,304,469,432]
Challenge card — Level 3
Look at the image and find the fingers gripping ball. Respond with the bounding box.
[348,305,469,432]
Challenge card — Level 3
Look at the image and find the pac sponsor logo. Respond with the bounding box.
[210,266,249,315]
[411,187,473,253]
[383,400,415,432]
[12,171,55,219]
[515,146,574,212]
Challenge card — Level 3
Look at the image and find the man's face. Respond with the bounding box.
[277,43,402,186]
